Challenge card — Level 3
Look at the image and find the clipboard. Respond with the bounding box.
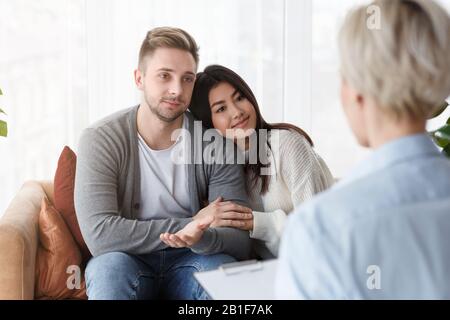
[194,259,278,300]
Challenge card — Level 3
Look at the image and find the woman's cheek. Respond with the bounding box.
[212,115,229,136]
[248,104,258,129]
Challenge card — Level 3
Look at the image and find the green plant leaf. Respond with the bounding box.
[0,119,7,137]
[0,87,5,114]
[434,124,450,138]
[433,136,450,148]
[429,101,449,119]
[443,144,450,158]
[447,116,450,125]
[432,125,450,148]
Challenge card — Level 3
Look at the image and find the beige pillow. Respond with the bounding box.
[35,197,87,300]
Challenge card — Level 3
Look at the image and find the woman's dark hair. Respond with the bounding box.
[189,64,313,194]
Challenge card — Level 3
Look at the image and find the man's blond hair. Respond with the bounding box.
[138,26,199,71]
[339,0,450,118]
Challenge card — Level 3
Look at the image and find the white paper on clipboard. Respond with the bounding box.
[194,259,278,300]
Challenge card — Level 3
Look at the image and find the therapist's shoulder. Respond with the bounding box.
[286,179,368,237]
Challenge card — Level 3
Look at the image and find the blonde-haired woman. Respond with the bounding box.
[277,0,450,299]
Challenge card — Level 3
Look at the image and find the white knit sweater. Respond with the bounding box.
[247,129,334,258]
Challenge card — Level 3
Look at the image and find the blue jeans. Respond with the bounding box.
[85,248,235,300]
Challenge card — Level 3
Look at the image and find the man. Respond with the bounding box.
[74,27,252,300]
[276,0,450,299]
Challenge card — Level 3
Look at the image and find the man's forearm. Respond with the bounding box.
[190,227,252,260]
[76,210,193,257]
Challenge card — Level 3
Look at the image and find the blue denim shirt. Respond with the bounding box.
[276,134,450,299]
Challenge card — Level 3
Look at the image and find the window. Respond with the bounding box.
[309,0,450,176]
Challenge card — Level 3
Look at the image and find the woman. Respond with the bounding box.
[187,65,334,258]
[276,0,450,299]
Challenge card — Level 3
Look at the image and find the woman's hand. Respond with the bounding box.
[193,197,254,231]
[160,197,254,249]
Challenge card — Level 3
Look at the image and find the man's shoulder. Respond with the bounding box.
[78,105,138,152]
[86,105,138,131]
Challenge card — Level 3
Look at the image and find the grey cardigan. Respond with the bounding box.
[74,105,251,260]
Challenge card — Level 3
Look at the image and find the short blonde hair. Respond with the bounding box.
[339,0,450,118]
[138,26,199,71]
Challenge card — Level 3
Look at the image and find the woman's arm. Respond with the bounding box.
[250,209,287,257]
[279,130,334,206]
[248,130,334,256]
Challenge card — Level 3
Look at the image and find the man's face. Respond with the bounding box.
[135,47,197,123]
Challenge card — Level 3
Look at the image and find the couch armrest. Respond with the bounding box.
[0,180,52,300]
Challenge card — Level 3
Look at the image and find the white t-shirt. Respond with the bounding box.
[136,114,191,220]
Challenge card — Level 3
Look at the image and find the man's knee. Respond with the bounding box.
[192,253,236,272]
[85,252,141,299]
[86,252,135,278]
[179,254,235,300]
[163,253,235,300]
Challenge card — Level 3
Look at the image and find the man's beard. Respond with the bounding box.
[145,95,186,123]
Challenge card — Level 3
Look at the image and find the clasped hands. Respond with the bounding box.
[160,197,253,249]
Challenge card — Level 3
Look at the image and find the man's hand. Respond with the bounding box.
[160,214,213,248]
[193,197,254,231]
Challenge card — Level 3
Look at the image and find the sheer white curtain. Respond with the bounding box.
[84,0,285,122]
[0,0,88,215]
[0,0,287,214]
[1,0,449,214]
[311,0,371,177]
[310,0,450,177]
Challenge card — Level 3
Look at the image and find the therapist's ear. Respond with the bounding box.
[355,93,366,111]
[340,78,360,111]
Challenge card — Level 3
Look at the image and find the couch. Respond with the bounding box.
[0,180,54,299]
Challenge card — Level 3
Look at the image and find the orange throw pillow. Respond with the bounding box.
[54,146,91,262]
[35,197,87,300]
